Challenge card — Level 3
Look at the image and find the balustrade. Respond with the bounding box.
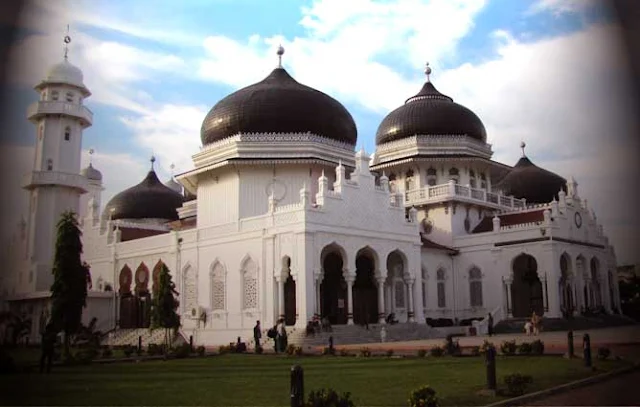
[404,183,526,210]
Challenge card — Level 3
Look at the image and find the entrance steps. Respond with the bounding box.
[287,323,437,348]
[103,328,186,347]
[494,314,637,334]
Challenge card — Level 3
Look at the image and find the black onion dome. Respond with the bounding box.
[200,67,357,146]
[376,79,487,145]
[495,156,567,204]
[104,170,185,221]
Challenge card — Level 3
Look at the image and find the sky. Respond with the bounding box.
[1,0,639,265]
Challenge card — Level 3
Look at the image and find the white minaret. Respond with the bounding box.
[22,27,92,292]
[79,148,104,225]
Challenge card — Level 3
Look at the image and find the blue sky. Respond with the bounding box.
[2,0,639,264]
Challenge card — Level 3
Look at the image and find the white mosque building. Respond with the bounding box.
[3,40,624,346]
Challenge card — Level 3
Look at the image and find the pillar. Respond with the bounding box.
[314,271,322,318]
[277,275,285,320]
[406,277,415,323]
[504,277,513,317]
[344,271,355,325]
[376,275,386,324]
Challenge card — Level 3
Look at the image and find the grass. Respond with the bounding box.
[0,353,628,406]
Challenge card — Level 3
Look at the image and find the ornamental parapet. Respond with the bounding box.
[405,181,526,211]
[22,170,89,193]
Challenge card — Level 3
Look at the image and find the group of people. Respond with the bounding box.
[524,312,542,336]
[254,319,289,353]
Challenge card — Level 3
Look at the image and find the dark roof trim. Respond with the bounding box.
[421,233,459,254]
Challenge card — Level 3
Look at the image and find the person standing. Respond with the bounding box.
[253,320,262,351]
[487,313,494,337]
[39,323,56,374]
[276,319,286,353]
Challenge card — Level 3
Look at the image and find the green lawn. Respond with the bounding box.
[0,354,628,406]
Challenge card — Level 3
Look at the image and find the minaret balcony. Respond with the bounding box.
[23,171,89,193]
[27,101,93,127]
[405,182,526,211]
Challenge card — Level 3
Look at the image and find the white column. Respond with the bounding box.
[406,277,415,323]
[345,271,355,325]
[314,271,322,318]
[276,276,285,320]
[505,277,513,317]
[376,275,386,324]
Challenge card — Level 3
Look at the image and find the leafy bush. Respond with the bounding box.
[479,340,495,354]
[174,343,191,359]
[470,346,480,356]
[322,347,336,356]
[408,385,438,407]
[597,347,611,360]
[340,349,351,357]
[306,388,355,407]
[359,347,371,357]
[123,345,135,357]
[417,349,427,358]
[294,346,303,356]
[196,345,206,356]
[218,345,231,354]
[500,340,517,356]
[147,343,167,356]
[429,346,444,357]
[531,340,544,355]
[386,349,394,357]
[517,342,532,355]
[504,373,533,396]
[101,348,113,359]
[286,344,297,356]
[444,336,461,356]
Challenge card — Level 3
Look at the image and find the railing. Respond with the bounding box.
[22,170,90,192]
[27,101,93,125]
[405,182,526,210]
[472,305,503,335]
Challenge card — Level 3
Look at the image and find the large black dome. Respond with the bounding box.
[201,67,357,146]
[376,80,487,145]
[104,169,185,221]
[495,156,567,204]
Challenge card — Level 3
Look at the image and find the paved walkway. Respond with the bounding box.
[527,368,640,406]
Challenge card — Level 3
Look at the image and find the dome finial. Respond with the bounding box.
[520,141,526,157]
[63,24,71,60]
[425,62,432,82]
[277,44,285,68]
[88,148,94,165]
[170,163,175,177]
[150,154,156,170]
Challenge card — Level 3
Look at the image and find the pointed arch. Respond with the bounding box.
[436,268,446,308]
[118,264,132,294]
[241,254,258,310]
[210,259,226,311]
[180,262,198,316]
[468,266,483,307]
[152,259,165,297]
[134,262,150,294]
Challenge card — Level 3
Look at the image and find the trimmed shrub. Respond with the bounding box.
[470,346,480,356]
[597,347,611,360]
[417,349,427,358]
[444,335,461,356]
[531,340,545,355]
[429,346,444,357]
[340,349,351,357]
[386,349,394,357]
[286,344,297,356]
[196,345,206,356]
[218,345,231,354]
[322,347,335,356]
[408,385,438,407]
[306,388,355,407]
[517,342,532,355]
[174,343,191,359]
[123,345,135,357]
[504,373,533,396]
[359,347,372,357]
[294,346,303,356]
[500,340,517,356]
[479,340,495,354]
[101,348,113,359]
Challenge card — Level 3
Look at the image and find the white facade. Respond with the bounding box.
[5,51,623,347]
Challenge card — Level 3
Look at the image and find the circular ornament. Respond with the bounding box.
[421,218,433,234]
[574,212,582,228]
[265,179,287,201]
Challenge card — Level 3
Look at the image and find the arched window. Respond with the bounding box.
[64,127,71,141]
[241,257,258,309]
[421,268,428,309]
[437,269,446,308]
[480,173,487,189]
[426,167,437,186]
[46,159,53,171]
[449,168,459,184]
[51,90,59,101]
[210,263,225,311]
[65,92,74,102]
[469,267,483,307]
[181,265,197,315]
[405,169,415,191]
[389,173,397,193]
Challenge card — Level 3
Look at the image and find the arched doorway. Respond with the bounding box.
[559,253,574,317]
[282,256,296,326]
[353,248,378,325]
[386,251,406,321]
[118,265,134,328]
[511,254,544,318]
[134,263,151,328]
[320,248,347,325]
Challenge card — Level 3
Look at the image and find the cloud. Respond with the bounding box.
[527,0,599,16]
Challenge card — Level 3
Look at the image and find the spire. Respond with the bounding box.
[520,141,526,157]
[277,44,285,68]
[63,24,71,60]
[88,148,94,165]
[170,163,175,178]
[150,155,156,170]
[425,62,432,82]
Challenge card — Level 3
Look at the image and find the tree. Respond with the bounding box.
[50,211,90,359]
[151,263,180,348]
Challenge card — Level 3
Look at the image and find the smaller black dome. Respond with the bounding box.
[495,156,567,204]
[376,79,487,145]
[104,170,185,221]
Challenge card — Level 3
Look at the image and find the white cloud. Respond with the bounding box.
[528,0,599,16]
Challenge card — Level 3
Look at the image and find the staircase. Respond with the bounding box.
[494,314,637,334]
[287,323,437,348]
[104,328,186,347]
